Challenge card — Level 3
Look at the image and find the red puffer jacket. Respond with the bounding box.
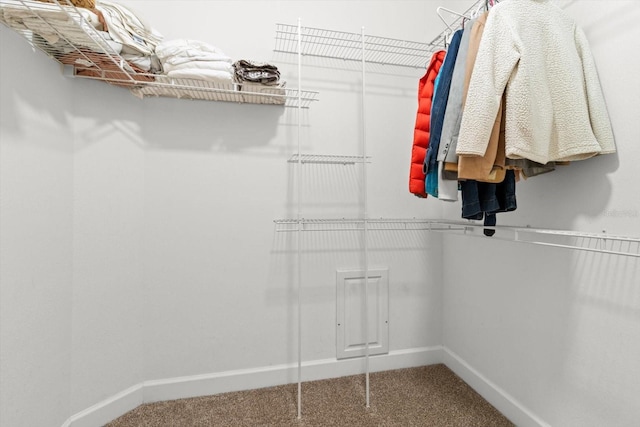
[409,50,446,198]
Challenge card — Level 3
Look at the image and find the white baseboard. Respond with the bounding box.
[64,384,143,427]
[64,346,443,427]
[63,347,551,427]
[144,346,444,404]
[442,347,550,427]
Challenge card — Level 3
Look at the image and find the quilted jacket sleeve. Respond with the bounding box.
[574,26,616,154]
[456,10,521,157]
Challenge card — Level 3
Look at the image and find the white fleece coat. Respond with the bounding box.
[456,0,615,164]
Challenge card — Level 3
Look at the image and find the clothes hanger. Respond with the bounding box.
[436,5,470,47]
[436,6,470,26]
[471,0,497,18]
[436,6,457,34]
[443,29,451,49]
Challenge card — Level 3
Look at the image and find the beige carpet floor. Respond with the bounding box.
[106,364,514,426]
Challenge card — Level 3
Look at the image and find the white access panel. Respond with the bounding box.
[336,268,389,359]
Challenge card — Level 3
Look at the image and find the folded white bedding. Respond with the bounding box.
[162,60,233,74]
[122,53,151,71]
[155,38,234,80]
[96,0,162,57]
[155,39,230,60]
[166,68,233,83]
[162,53,233,66]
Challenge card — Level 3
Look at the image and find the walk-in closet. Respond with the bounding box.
[1,1,639,426]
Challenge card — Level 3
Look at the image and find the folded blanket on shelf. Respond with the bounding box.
[45,29,123,56]
[155,39,234,83]
[233,59,281,86]
[96,0,162,71]
[165,68,233,83]
[162,60,233,74]
[155,39,232,64]
[162,53,232,67]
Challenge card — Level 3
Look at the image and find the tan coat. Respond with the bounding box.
[448,11,506,183]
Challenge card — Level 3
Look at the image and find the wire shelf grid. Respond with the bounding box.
[275,23,436,69]
[273,218,466,232]
[274,1,491,70]
[1,0,136,80]
[124,76,318,107]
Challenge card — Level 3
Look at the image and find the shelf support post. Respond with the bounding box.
[296,17,303,421]
[361,25,371,410]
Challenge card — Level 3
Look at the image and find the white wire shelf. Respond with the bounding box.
[275,23,434,69]
[109,73,318,107]
[273,218,467,232]
[273,218,640,258]
[1,0,318,108]
[287,154,371,164]
[1,0,129,74]
[506,226,640,258]
[274,1,489,70]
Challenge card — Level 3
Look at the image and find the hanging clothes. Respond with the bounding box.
[460,169,517,236]
[453,11,507,183]
[423,28,464,198]
[454,9,561,181]
[424,66,445,197]
[459,92,517,233]
[409,50,446,198]
[436,18,477,201]
[456,0,615,164]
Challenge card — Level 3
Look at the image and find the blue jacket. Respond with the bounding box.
[424,29,463,197]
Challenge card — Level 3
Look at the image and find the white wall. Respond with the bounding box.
[134,0,454,382]
[1,1,462,425]
[441,1,640,426]
[0,26,148,425]
[0,29,74,427]
[69,79,146,414]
